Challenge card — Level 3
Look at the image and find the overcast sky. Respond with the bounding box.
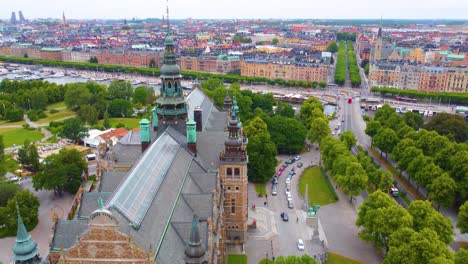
[1,0,467,20]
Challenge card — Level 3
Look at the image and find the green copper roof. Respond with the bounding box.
[13,202,39,261]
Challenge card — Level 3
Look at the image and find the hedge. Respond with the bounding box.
[371,87,468,104]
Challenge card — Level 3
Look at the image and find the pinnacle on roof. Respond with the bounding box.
[12,201,40,262]
[184,214,206,258]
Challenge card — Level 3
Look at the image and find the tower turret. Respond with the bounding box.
[219,95,248,245]
[155,0,188,128]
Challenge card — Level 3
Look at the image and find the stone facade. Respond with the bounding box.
[240,60,328,83]
[369,62,468,92]
[54,209,154,263]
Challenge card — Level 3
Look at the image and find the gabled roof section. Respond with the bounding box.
[107,131,180,228]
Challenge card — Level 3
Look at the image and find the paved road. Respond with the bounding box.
[245,149,382,264]
[0,179,74,264]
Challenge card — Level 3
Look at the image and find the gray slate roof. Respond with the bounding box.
[50,220,88,251]
[51,87,227,263]
[77,192,112,219]
[99,171,128,192]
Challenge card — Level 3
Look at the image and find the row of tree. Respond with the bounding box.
[357,191,467,263]
[0,136,40,238]
[336,32,357,41]
[365,105,468,208]
[334,41,346,86]
[0,55,327,88]
[0,79,66,121]
[371,86,468,104]
[346,41,361,87]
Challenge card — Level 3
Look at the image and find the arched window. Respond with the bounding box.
[168,81,172,89]
[226,168,233,177]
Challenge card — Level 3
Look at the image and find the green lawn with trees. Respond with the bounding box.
[227,254,247,264]
[254,183,267,197]
[298,166,338,206]
[259,255,318,264]
[0,128,44,148]
[98,117,141,130]
[346,41,361,87]
[357,190,454,262]
[326,253,362,264]
[366,104,467,209]
[334,41,346,86]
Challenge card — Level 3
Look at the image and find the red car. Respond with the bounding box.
[276,170,283,176]
[279,166,286,171]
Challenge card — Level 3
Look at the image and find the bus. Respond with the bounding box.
[348,97,353,104]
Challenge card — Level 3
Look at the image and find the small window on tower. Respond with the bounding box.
[234,168,240,177]
[231,198,235,214]
[227,168,233,177]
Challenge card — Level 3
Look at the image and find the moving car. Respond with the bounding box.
[288,200,294,209]
[297,239,305,250]
[297,162,303,168]
[280,212,289,222]
[390,185,399,197]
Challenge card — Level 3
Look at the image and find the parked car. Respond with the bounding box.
[288,200,294,209]
[272,184,278,196]
[288,158,295,164]
[272,177,278,185]
[287,193,292,201]
[279,166,286,172]
[286,177,291,185]
[281,212,289,222]
[294,155,301,161]
[297,163,303,168]
[297,239,305,250]
[276,170,283,176]
[283,162,289,168]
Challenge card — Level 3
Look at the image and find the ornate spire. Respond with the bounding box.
[224,90,232,111]
[232,94,239,116]
[13,202,40,262]
[377,16,382,39]
[166,0,170,35]
[184,215,206,258]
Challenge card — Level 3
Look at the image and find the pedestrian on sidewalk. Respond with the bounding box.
[296,217,299,223]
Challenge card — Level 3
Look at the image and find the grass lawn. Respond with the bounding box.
[325,252,362,264]
[227,254,247,264]
[0,128,44,147]
[298,166,338,206]
[45,135,58,143]
[0,119,26,126]
[254,183,267,197]
[36,109,76,125]
[46,101,66,109]
[98,117,141,129]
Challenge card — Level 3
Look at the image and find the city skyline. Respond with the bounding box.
[1,0,468,20]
